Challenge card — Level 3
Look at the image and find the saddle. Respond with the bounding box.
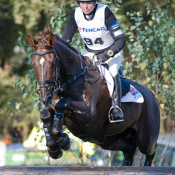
[98,63,144,103]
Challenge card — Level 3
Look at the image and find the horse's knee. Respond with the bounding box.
[40,108,54,123]
[55,98,69,111]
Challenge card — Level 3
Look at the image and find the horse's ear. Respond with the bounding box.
[47,33,54,46]
[27,35,38,47]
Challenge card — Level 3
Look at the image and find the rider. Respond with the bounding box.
[62,0,126,123]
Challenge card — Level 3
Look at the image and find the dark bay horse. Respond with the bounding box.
[27,27,160,166]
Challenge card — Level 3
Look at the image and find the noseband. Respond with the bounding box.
[33,48,101,97]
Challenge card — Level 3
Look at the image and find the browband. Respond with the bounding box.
[33,49,55,56]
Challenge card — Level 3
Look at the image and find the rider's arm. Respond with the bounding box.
[105,7,126,55]
[62,9,78,44]
[97,7,126,62]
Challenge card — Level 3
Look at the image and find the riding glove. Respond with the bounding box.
[97,51,110,62]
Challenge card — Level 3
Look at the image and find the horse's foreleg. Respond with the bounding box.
[40,108,63,159]
[52,111,71,151]
[52,98,95,150]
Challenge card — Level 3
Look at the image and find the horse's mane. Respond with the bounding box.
[36,26,79,56]
[36,26,61,49]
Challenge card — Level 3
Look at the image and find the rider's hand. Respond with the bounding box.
[97,51,109,62]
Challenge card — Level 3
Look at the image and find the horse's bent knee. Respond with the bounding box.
[55,98,69,111]
[40,108,54,123]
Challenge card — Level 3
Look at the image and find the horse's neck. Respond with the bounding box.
[54,41,82,75]
[54,34,79,56]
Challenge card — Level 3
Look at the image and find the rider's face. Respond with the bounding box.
[79,2,95,14]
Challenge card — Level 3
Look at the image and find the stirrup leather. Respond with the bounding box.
[108,105,124,123]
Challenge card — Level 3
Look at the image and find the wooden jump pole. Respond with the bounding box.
[0,166,175,175]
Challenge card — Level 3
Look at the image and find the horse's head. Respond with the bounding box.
[28,27,83,106]
[28,27,58,106]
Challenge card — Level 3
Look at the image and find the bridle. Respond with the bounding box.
[33,48,101,97]
[33,49,59,96]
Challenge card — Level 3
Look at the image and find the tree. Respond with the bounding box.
[0,68,40,143]
[0,0,23,68]
[125,2,175,132]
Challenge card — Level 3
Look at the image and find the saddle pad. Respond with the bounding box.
[122,85,144,103]
[97,64,144,103]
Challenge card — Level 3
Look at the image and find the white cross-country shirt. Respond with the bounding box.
[74,4,114,51]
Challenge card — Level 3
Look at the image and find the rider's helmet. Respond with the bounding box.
[77,0,98,20]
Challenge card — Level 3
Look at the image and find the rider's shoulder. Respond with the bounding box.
[97,3,109,9]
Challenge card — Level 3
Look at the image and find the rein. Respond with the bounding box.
[33,48,101,96]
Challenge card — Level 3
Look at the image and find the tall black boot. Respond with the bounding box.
[109,74,124,123]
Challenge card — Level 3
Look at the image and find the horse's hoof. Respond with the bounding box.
[57,133,71,151]
[48,147,63,159]
[144,160,152,166]
[122,158,132,166]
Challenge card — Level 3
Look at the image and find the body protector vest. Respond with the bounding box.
[74,4,114,51]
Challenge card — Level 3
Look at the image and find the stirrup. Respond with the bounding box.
[108,106,124,123]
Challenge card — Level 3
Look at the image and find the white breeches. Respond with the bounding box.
[81,47,123,77]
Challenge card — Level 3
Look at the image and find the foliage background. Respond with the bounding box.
[0,0,174,166]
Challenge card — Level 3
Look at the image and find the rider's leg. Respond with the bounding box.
[109,74,124,122]
[106,50,124,123]
[81,48,124,122]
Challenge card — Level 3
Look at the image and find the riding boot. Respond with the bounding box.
[109,74,124,123]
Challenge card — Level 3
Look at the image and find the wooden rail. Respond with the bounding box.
[0,166,175,175]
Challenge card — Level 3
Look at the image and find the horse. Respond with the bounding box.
[27,27,160,166]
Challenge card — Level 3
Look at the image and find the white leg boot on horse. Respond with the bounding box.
[109,74,124,123]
